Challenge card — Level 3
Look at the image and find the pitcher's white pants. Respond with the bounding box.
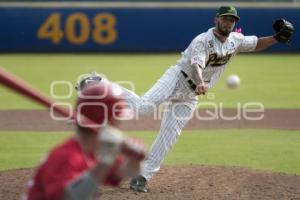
[119,65,197,180]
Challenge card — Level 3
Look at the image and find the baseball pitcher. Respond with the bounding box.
[77,6,294,193]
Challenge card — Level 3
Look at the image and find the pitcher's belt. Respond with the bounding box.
[180,70,197,91]
[180,70,210,91]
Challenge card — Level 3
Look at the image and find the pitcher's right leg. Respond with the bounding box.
[116,66,181,116]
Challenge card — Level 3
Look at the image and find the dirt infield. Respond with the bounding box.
[1,109,300,200]
[1,166,300,200]
[0,109,300,131]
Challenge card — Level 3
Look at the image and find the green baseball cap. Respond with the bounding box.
[216,6,240,21]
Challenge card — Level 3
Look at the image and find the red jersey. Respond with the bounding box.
[25,137,96,200]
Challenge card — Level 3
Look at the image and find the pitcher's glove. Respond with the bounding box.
[273,18,294,44]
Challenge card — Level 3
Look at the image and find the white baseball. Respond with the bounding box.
[226,74,240,89]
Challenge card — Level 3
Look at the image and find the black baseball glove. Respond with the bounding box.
[273,18,294,44]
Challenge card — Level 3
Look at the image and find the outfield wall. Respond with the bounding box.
[0,4,299,52]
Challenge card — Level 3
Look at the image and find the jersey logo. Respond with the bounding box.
[227,41,235,51]
[206,52,233,67]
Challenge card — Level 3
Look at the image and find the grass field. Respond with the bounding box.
[0,130,300,175]
[0,54,299,175]
[0,54,300,109]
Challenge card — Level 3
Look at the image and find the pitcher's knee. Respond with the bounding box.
[136,100,157,116]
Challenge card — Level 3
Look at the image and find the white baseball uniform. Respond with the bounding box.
[118,27,258,180]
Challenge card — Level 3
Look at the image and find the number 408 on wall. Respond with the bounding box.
[37,12,117,45]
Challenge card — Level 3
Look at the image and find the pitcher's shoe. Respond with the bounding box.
[75,72,102,91]
[129,175,148,193]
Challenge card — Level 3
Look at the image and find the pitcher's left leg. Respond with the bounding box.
[130,100,196,192]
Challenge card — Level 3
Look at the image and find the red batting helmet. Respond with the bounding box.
[75,82,124,131]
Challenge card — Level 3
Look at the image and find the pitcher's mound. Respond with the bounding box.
[1,165,300,200]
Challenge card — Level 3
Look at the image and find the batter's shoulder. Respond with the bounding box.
[47,138,82,164]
